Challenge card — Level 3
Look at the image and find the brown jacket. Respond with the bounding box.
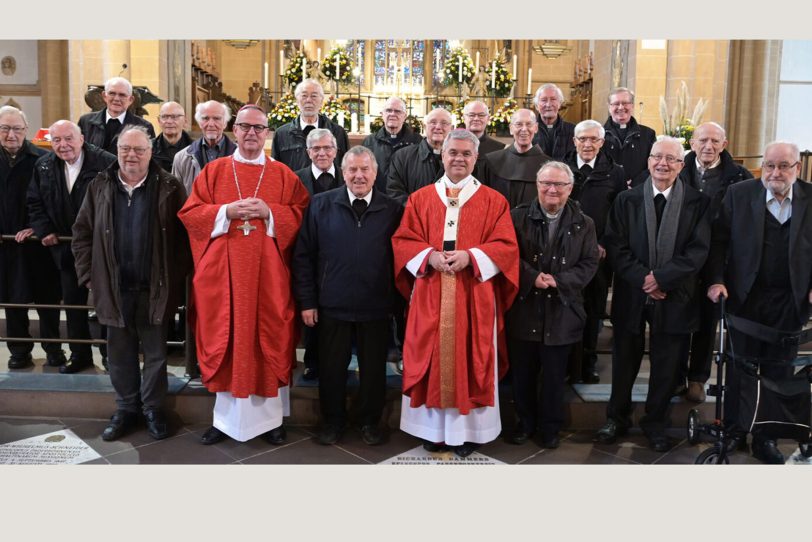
[72,161,190,327]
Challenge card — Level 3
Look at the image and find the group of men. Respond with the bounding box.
[1,75,809,463]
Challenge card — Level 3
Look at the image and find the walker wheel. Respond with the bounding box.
[687,409,701,445]
[695,447,730,465]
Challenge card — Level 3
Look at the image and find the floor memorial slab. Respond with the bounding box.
[0,429,101,465]
[379,445,505,465]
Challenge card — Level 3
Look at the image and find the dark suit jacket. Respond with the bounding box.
[294,166,344,196]
[604,179,710,334]
[707,178,812,325]
[77,109,156,154]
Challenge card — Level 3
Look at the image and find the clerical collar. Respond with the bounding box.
[695,156,721,175]
[105,110,127,124]
[347,187,372,205]
[299,117,318,131]
[441,174,473,189]
[312,163,335,178]
[652,183,673,199]
[577,156,597,169]
[233,149,266,165]
[543,206,563,221]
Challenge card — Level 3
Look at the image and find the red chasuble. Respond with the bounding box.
[392,182,519,414]
[178,157,309,398]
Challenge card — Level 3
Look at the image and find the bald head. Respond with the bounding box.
[157,101,186,143]
[690,122,728,168]
[49,120,85,164]
[510,108,538,152]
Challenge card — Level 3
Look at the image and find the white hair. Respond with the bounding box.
[194,101,231,125]
[104,77,133,95]
[0,105,27,126]
[654,135,686,159]
[295,79,325,98]
[574,119,605,139]
[534,83,564,104]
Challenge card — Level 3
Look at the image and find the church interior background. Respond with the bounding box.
[0,39,810,173]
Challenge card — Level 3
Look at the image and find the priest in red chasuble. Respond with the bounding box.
[392,129,519,457]
[178,105,309,445]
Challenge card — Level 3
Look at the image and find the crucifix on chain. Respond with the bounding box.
[236,220,257,236]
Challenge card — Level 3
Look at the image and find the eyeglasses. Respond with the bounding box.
[118,145,150,156]
[383,108,405,115]
[427,120,451,127]
[609,101,633,108]
[105,91,131,99]
[575,136,603,144]
[308,145,336,153]
[159,114,184,121]
[649,154,683,165]
[464,113,488,119]
[0,125,26,134]
[445,149,475,158]
[234,123,268,133]
[511,122,536,129]
[537,181,572,190]
[298,93,322,101]
[762,161,799,172]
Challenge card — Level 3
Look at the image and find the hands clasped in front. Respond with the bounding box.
[643,271,666,300]
[226,198,270,221]
[429,250,471,275]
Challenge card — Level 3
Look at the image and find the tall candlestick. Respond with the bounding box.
[512,54,517,77]
[475,51,480,70]
[336,55,340,82]
[458,56,463,84]
[491,60,496,88]
[280,51,285,74]
[264,62,269,88]
[527,68,532,95]
[317,48,321,63]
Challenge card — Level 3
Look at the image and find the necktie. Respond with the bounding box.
[654,193,666,230]
[104,117,122,150]
[579,163,593,177]
[316,172,334,193]
[352,198,367,219]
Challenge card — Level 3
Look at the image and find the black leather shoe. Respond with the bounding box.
[101,411,138,441]
[453,442,478,458]
[422,440,446,452]
[799,442,812,458]
[673,382,688,397]
[507,429,533,445]
[302,367,318,381]
[360,425,383,446]
[581,362,600,384]
[200,426,228,445]
[752,439,785,464]
[594,419,627,444]
[8,353,33,369]
[542,435,560,449]
[265,425,287,445]
[647,433,672,453]
[724,433,748,454]
[143,409,169,440]
[317,424,343,445]
[46,350,68,367]
[60,355,94,374]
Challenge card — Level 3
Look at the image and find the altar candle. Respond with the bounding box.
[491,60,496,88]
[317,48,321,63]
[435,54,440,75]
[364,116,371,134]
[264,62,269,88]
[458,56,463,83]
[527,68,532,95]
[336,55,340,81]
[338,112,345,128]
[351,112,358,133]
[475,51,480,70]
[512,54,517,77]
[302,58,306,82]
[451,113,458,127]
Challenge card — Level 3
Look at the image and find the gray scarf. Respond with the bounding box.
[644,176,684,269]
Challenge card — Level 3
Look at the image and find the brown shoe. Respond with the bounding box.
[686,381,706,403]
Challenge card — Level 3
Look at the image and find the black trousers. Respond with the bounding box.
[59,265,93,361]
[509,339,572,439]
[581,261,611,368]
[607,307,690,434]
[317,315,389,428]
[684,293,718,383]
[303,324,318,371]
[106,290,168,413]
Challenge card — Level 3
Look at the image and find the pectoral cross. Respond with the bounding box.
[237,220,256,236]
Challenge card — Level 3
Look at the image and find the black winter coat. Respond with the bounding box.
[563,149,627,242]
[362,125,423,193]
[72,161,190,328]
[292,187,403,322]
[604,180,710,334]
[271,114,349,172]
[294,165,344,196]
[27,143,116,270]
[77,110,156,154]
[532,114,575,160]
[386,139,444,206]
[679,149,752,222]
[603,116,656,185]
[506,199,599,345]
